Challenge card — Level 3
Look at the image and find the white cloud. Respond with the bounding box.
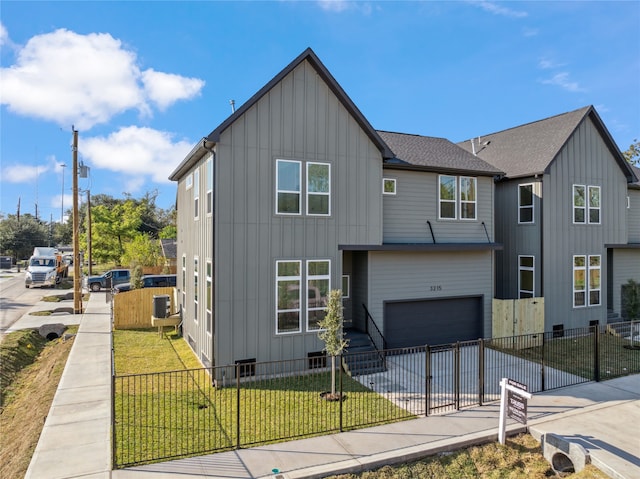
[538,58,565,70]
[467,1,528,18]
[141,69,205,110]
[0,28,205,130]
[541,72,586,93]
[81,126,194,184]
[0,23,8,46]
[1,164,46,183]
[317,0,350,13]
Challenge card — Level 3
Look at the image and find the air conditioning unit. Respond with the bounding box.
[153,294,170,319]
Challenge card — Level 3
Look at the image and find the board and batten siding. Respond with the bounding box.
[610,249,640,316]
[176,153,214,366]
[628,189,640,242]
[366,250,494,340]
[542,117,629,329]
[213,60,384,366]
[382,170,495,244]
[493,178,542,299]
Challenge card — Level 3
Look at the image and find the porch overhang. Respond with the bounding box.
[338,242,503,252]
[605,243,640,249]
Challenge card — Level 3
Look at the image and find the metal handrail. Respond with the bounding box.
[362,303,387,353]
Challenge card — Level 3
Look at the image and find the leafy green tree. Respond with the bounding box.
[121,233,161,268]
[90,201,144,264]
[623,139,639,166]
[317,290,349,398]
[0,214,49,261]
[130,264,144,290]
[159,224,177,239]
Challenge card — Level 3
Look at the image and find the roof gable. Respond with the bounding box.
[379,131,503,176]
[458,106,637,183]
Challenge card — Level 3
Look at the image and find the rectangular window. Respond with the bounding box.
[193,257,199,322]
[459,177,477,220]
[181,254,186,317]
[206,260,212,335]
[519,184,534,224]
[342,274,350,299]
[518,255,535,298]
[573,185,586,223]
[186,173,193,190]
[573,255,586,307]
[307,162,330,215]
[276,160,301,214]
[307,260,330,331]
[439,175,457,219]
[588,255,601,306]
[588,186,600,224]
[276,261,301,334]
[206,156,213,215]
[383,178,396,195]
[194,168,200,220]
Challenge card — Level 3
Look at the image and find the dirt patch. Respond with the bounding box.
[0,335,74,479]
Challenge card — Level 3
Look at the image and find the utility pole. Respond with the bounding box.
[72,128,82,314]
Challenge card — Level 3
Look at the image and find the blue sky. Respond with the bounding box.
[1,1,638,220]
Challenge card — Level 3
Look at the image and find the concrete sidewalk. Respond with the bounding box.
[23,291,640,479]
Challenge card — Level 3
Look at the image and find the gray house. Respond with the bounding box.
[460,106,639,331]
[169,48,502,369]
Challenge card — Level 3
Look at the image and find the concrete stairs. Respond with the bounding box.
[343,329,386,376]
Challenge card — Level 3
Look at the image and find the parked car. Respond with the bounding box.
[114,274,177,293]
[83,269,131,292]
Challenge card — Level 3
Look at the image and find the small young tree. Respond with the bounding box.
[317,289,348,399]
[130,264,144,290]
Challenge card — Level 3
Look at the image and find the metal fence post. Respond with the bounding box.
[339,354,344,432]
[236,363,241,449]
[593,325,600,382]
[454,342,460,411]
[425,345,431,416]
[478,339,484,406]
[541,332,546,391]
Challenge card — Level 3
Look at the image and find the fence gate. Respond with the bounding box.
[493,298,544,344]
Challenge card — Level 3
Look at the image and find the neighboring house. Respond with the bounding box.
[459,106,639,331]
[169,48,503,369]
[160,238,177,271]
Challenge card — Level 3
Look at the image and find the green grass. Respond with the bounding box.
[490,332,640,380]
[112,329,413,466]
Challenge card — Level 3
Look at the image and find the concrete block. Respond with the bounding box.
[38,323,66,340]
[542,433,591,474]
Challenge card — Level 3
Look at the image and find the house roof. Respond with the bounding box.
[160,238,177,259]
[457,106,637,184]
[378,131,503,176]
[630,164,640,190]
[169,48,394,181]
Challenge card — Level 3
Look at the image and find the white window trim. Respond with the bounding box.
[588,186,601,225]
[275,260,302,334]
[185,173,193,190]
[382,178,397,195]
[194,168,200,221]
[206,259,212,336]
[306,162,331,216]
[518,255,535,298]
[342,274,350,299]
[193,256,199,323]
[276,159,302,216]
[588,255,601,306]
[573,184,586,224]
[306,260,330,332]
[206,157,213,216]
[181,254,186,318]
[438,174,457,220]
[518,183,535,224]
[459,176,477,221]
[573,255,586,308]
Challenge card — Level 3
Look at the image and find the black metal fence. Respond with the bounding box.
[113,321,640,468]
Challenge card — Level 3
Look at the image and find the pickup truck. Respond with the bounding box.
[83,269,130,292]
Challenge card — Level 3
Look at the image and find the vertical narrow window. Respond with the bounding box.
[307,162,330,215]
[588,186,600,224]
[206,156,213,216]
[185,173,193,190]
[276,261,301,333]
[181,254,186,316]
[573,255,586,307]
[193,257,199,322]
[439,175,457,219]
[342,274,350,299]
[573,185,586,223]
[459,177,477,220]
[588,255,601,306]
[206,260,212,335]
[519,184,534,224]
[307,260,330,331]
[276,160,301,214]
[518,255,535,298]
[383,178,396,195]
[194,168,200,220]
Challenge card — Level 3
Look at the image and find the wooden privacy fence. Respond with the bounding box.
[113,287,177,329]
[492,297,544,347]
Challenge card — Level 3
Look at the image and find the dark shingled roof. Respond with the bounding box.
[457,106,637,183]
[378,131,503,176]
[631,164,640,190]
[160,239,177,259]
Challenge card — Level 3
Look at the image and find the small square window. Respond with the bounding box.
[383,178,396,195]
[342,275,350,299]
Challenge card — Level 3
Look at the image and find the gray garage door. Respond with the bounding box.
[384,296,483,348]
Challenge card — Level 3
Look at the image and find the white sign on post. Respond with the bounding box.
[498,377,532,445]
